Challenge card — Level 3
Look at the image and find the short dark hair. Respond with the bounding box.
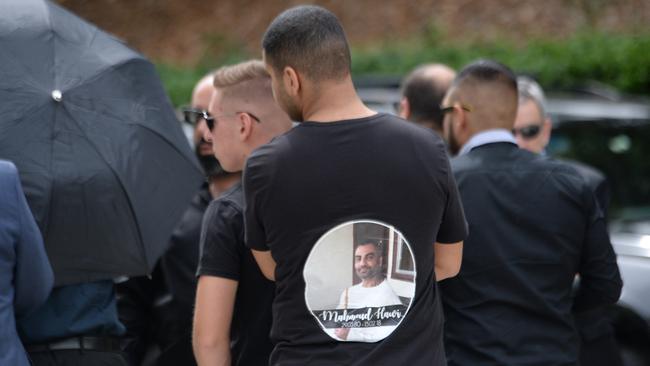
[355,239,383,255]
[453,59,517,93]
[401,65,454,129]
[262,5,351,81]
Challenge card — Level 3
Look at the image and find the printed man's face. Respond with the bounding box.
[354,244,383,281]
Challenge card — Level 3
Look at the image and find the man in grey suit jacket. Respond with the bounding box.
[438,60,622,366]
[0,160,53,366]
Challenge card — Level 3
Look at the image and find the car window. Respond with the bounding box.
[548,121,650,222]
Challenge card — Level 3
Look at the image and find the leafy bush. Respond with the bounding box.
[156,30,650,106]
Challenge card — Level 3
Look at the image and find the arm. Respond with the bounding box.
[193,276,238,366]
[434,241,463,281]
[573,192,622,312]
[12,165,53,317]
[251,249,276,281]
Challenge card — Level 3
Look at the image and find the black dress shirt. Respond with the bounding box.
[440,142,622,366]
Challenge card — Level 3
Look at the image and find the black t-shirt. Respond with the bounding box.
[196,182,275,366]
[244,113,467,366]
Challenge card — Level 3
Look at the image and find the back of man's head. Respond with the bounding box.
[448,59,518,131]
[212,60,291,140]
[262,5,351,82]
[401,64,456,132]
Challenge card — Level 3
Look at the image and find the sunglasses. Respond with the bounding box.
[512,124,542,139]
[181,107,209,125]
[181,107,260,131]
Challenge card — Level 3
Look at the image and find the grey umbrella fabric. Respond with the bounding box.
[0,0,204,286]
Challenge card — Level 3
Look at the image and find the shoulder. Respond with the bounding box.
[204,189,243,224]
[217,183,244,210]
[558,158,606,185]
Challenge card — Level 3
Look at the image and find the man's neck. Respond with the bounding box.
[302,78,376,123]
[209,174,241,199]
[361,276,384,288]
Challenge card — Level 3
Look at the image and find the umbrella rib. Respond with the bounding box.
[59,103,151,274]
[64,79,200,171]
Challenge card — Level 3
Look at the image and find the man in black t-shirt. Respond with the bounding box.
[192,60,292,366]
[243,6,467,365]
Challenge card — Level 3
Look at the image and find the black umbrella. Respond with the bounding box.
[0,0,204,286]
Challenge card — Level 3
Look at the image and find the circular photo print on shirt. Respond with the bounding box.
[303,220,416,343]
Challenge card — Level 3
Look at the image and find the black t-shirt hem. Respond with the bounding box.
[196,269,240,281]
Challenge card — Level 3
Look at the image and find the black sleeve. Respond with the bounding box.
[573,185,622,312]
[196,198,245,280]
[243,152,270,251]
[436,158,469,243]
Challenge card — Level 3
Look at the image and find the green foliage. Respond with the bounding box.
[155,31,251,107]
[156,29,650,106]
[350,29,650,95]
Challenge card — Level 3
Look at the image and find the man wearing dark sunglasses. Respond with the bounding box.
[515,76,622,366]
[512,76,553,154]
[117,73,242,366]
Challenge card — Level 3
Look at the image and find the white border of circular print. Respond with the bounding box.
[303,219,416,343]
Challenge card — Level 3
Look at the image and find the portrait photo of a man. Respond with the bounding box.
[303,220,416,343]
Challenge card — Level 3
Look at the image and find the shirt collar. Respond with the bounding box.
[458,129,517,156]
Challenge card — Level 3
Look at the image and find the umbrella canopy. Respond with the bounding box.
[0,0,204,286]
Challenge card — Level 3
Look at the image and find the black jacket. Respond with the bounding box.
[440,142,622,366]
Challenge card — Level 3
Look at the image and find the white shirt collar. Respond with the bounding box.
[458,129,517,156]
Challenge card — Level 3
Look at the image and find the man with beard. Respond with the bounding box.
[334,240,402,342]
[438,59,622,366]
[117,73,240,365]
[244,5,466,366]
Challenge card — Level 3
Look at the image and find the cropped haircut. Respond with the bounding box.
[262,5,351,82]
[517,76,547,118]
[453,59,517,93]
[212,60,269,89]
[212,60,271,101]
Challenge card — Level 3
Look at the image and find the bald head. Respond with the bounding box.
[191,72,216,156]
[400,63,456,132]
[192,74,215,110]
[446,60,518,132]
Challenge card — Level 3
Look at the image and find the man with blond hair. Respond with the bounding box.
[192,59,291,366]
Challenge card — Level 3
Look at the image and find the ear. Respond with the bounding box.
[398,97,410,119]
[237,112,255,142]
[455,104,468,130]
[282,66,300,97]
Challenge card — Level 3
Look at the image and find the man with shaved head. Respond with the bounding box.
[399,63,456,134]
[439,60,622,366]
